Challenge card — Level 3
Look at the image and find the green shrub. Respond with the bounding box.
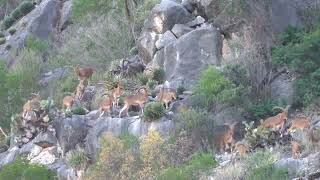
[247,99,283,120]
[136,72,148,85]
[152,68,166,83]
[40,99,54,111]
[0,157,56,180]
[177,85,186,95]
[245,149,279,172]
[193,66,240,109]
[72,106,86,115]
[8,28,16,35]
[0,37,5,45]
[61,75,78,93]
[67,148,89,170]
[129,46,138,55]
[0,32,4,38]
[144,102,165,121]
[2,16,14,29]
[11,8,22,20]
[147,80,157,90]
[272,23,320,106]
[118,132,139,149]
[0,136,10,152]
[157,153,217,180]
[174,109,214,140]
[18,1,35,15]
[25,36,49,53]
[246,165,289,180]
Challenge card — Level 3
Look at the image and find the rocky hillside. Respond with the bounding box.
[0,0,320,179]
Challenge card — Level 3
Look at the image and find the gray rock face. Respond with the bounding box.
[270,72,294,106]
[144,0,193,34]
[152,24,222,87]
[59,0,72,31]
[269,0,303,34]
[53,115,90,155]
[85,115,175,160]
[275,153,320,179]
[155,30,177,49]
[39,67,69,87]
[32,131,58,148]
[185,16,205,28]
[137,0,193,64]
[0,146,20,169]
[0,0,72,64]
[171,24,193,38]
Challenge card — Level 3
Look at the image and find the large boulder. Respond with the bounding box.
[152,24,222,87]
[171,24,193,38]
[0,146,20,169]
[137,0,193,64]
[85,115,175,160]
[0,0,72,64]
[53,115,90,156]
[275,152,320,179]
[32,131,58,148]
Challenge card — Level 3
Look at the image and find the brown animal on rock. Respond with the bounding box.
[119,87,149,118]
[234,142,249,157]
[155,88,177,109]
[288,115,311,132]
[99,95,114,117]
[122,59,145,77]
[213,122,238,153]
[74,65,94,82]
[75,80,86,101]
[62,95,75,112]
[112,83,124,108]
[22,92,41,119]
[291,141,301,159]
[262,105,290,133]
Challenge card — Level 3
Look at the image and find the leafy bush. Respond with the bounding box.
[144,102,165,121]
[0,37,5,44]
[0,136,10,152]
[87,131,169,180]
[152,68,165,83]
[245,149,280,173]
[0,157,56,180]
[147,79,157,90]
[157,153,217,180]
[272,23,320,106]
[11,8,22,20]
[66,148,89,170]
[129,46,138,55]
[174,109,213,140]
[136,72,148,85]
[25,36,49,53]
[40,99,54,111]
[2,16,14,29]
[177,85,186,95]
[8,28,16,35]
[193,66,240,109]
[18,1,35,15]
[247,99,283,120]
[0,32,4,38]
[243,121,270,148]
[72,106,86,115]
[61,75,78,93]
[118,132,139,149]
[246,166,289,180]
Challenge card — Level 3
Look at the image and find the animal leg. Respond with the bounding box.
[119,105,127,118]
